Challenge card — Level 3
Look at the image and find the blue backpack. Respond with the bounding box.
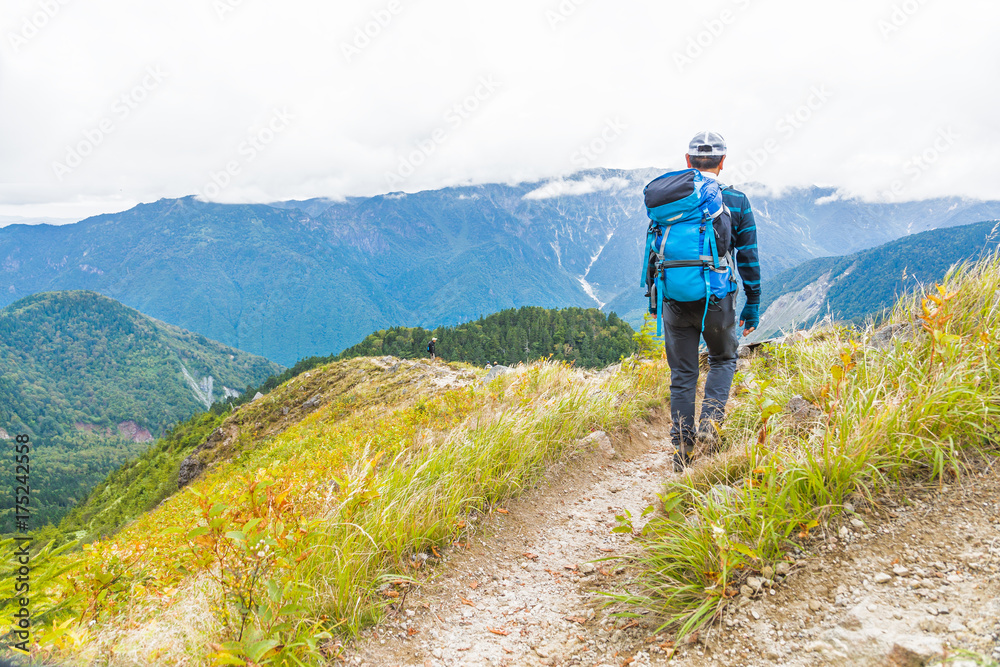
[640,169,737,334]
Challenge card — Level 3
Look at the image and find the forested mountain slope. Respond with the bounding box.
[0,291,280,529]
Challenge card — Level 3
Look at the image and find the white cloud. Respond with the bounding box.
[523,176,630,200]
[1,0,999,217]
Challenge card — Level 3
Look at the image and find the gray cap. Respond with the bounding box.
[688,131,727,157]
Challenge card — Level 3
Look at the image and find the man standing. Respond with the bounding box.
[662,132,761,471]
[427,337,437,360]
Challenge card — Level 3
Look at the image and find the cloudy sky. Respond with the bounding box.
[1,0,997,221]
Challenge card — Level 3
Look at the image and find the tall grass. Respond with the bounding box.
[4,358,669,666]
[622,255,1000,638]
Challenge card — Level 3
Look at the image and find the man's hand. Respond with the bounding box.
[739,303,759,338]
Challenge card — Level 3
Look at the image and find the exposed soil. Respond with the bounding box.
[340,415,1000,667]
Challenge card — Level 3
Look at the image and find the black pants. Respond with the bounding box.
[663,293,739,454]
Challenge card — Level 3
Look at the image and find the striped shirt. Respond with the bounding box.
[721,186,761,305]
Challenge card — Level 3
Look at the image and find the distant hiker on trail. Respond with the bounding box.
[641,131,761,472]
[427,337,437,360]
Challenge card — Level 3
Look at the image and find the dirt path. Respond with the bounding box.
[340,417,1000,667]
[666,463,1000,667]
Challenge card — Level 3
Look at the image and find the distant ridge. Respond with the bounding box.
[752,219,1000,340]
[3,170,1000,364]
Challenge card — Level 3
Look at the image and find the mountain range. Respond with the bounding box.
[752,219,1000,340]
[4,169,1000,365]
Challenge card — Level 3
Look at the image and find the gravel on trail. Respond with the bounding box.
[340,417,1000,667]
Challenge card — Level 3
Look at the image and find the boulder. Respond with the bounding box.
[869,322,916,350]
[484,364,511,382]
[784,395,822,424]
[580,430,616,459]
[177,455,206,488]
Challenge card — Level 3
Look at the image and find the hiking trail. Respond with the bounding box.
[341,416,1000,667]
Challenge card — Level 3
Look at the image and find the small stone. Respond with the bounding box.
[432,649,443,659]
[579,563,597,576]
[893,565,910,577]
[751,609,761,620]
[875,573,892,584]
[776,562,791,577]
[762,565,775,580]
[839,615,862,631]
[850,518,865,530]
[947,621,968,633]
[807,641,833,653]
[809,600,823,612]
[839,526,852,538]
[946,574,963,584]
[893,611,903,620]
[888,643,936,667]
[919,618,947,634]
[740,585,754,598]
[844,502,856,513]
[405,609,415,617]
[747,576,764,590]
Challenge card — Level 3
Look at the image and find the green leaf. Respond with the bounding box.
[729,542,760,561]
[245,639,281,662]
[187,526,210,540]
[225,530,246,543]
[208,502,228,518]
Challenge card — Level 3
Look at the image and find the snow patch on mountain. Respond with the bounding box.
[523,176,630,200]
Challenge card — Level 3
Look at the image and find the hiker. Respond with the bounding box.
[427,337,437,360]
[641,131,761,471]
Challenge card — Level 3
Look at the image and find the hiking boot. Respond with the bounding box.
[694,420,721,458]
[672,449,691,473]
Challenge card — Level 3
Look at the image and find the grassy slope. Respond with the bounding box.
[5,357,669,665]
